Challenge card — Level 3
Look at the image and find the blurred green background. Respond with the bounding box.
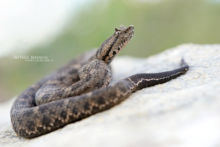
[0,0,220,102]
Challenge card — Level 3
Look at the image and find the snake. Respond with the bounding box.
[10,25,189,138]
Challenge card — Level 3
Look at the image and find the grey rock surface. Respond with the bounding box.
[0,44,220,147]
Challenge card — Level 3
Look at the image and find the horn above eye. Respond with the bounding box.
[115,28,120,32]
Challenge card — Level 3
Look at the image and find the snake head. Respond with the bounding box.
[96,25,134,64]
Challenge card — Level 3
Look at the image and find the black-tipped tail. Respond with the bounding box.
[128,59,189,91]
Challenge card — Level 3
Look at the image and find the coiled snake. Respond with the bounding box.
[10,25,189,138]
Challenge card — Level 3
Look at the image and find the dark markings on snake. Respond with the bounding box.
[102,34,119,61]
[10,25,189,138]
[42,116,51,127]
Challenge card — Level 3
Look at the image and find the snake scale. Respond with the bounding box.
[10,25,189,138]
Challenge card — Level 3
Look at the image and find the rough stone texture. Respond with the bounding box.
[0,44,220,147]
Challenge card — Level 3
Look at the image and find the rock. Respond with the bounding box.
[0,44,220,147]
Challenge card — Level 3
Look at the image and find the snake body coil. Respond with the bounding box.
[10,25,189,138]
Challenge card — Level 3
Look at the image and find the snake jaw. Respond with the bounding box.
[96,25,134,64]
